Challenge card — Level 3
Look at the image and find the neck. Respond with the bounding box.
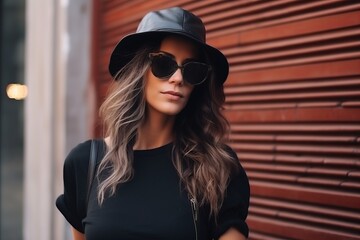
[134,110,175,150]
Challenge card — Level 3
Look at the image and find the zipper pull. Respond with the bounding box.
[190,197,198,221]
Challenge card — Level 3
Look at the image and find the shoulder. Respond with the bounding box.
[213,144,250,238]
[63,139,106,177]
[56,139,96,233]
[224,145,247,177]
[63,139,106,181]
[224,144,250,205]
[64,139,93,171]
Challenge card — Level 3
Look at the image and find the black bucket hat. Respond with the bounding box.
[108,7,229,84]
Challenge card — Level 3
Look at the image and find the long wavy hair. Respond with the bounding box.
[97,38,239,217]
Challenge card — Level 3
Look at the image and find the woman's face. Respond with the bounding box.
[144,36,197,117]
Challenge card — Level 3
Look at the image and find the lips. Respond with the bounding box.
[161,90,184,98]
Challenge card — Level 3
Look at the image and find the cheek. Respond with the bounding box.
[144,70,156,96]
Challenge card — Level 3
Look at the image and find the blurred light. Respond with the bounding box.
[6,84,28,100]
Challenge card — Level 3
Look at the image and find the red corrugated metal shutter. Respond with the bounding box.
[93,1,360,239]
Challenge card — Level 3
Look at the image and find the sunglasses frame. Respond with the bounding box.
[148,52,212,86]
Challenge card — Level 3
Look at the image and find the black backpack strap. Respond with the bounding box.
[86,139,99,212]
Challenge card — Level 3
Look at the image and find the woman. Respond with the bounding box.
[56,7,250,240]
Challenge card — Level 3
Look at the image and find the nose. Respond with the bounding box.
[168,68,184,85]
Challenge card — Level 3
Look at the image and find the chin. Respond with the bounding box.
[147,101,188,117]
[160,108,183,116]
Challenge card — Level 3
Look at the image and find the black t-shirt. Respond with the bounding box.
[56,139,250,240]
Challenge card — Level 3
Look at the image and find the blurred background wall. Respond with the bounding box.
[23,0,93,239]
[0,0,25,239]
[0,0,359,240]
[0,0,93,239]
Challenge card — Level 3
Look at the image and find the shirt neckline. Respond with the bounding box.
[134,142,173,158]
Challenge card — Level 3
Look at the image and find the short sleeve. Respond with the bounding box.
[56,140,92,233]
[213,147,250,239]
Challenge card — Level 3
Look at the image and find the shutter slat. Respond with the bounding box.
[226,59,360,85]
[229,41,360,65]
[230,123,360,132]
[233,142,359,156]
[248,215,360,240]
[250,206,360,231]
[231,134,358,143]
[231,52,360,72]
[225,108,360,122]
[244,163,352,178]
[251,181,360,209]
[226,90,360,103]
[223,26,360,55]
[225,78,360,94]
[247,172,356,189]
[251,197,359,220]
[238,152,359,167]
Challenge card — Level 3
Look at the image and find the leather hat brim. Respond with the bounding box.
[108,31,229,84]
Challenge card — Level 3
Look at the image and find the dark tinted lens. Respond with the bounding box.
[183,62,209,85]
[151,55,177,78]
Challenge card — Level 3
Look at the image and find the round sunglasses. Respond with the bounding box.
[149,52,211,85]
